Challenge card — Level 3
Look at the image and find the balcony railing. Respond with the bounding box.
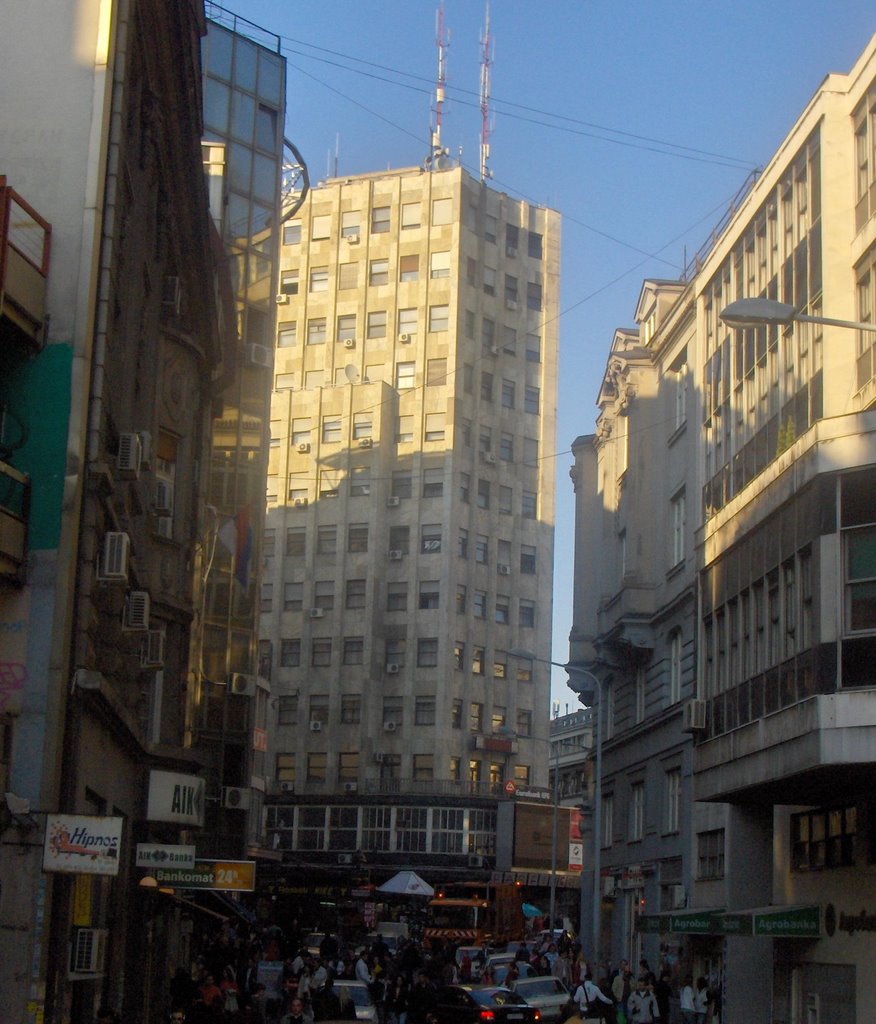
[0,177,51,349]
[0,460,29,578]
[268,778,508,799]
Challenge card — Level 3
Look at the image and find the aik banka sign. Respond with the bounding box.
[147,769,205,827]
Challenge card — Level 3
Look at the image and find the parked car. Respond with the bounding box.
[455,945,487,980]
[333,980,377,1022]
[433,986,541,1024]
[510,977,570,1022]
[483,954,536,986]
[305,931,326,957]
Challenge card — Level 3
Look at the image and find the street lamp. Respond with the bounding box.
[508,648,602,965]
[720,297,876,333]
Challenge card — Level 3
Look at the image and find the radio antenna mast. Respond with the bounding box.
[479,0,493,181]
[427,3,450,169]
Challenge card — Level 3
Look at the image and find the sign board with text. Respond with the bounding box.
[43,815,123,876]
[147,770,205,827]
[136,843,197,869]
[154,859,256,891]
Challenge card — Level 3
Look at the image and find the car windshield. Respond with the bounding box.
[517,980,562,996]
[338,985,372,1007]
[473,990,527,1007]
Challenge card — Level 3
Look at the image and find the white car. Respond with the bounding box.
[333,979,378,1022]
[510,977,571,1022]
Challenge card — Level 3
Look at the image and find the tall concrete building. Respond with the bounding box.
[258,164,560,903]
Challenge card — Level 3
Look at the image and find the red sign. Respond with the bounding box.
[252,728,267,752]
[504,781,517,795]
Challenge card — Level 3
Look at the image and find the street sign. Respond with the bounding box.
[504,781,517,794]
[136,843,196,869]
[154,858,256,891]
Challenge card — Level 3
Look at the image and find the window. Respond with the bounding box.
[341,210,360,238]
[519,599,535,627]
[401,202,420,229]
[399,254,419,282]
[525,333,541,363]
[671,490,686,566]
[263,530,276,559]
[311,214,331,240]
[429,304,449,332]
[338,262,358,290]
[669,631,682,704]
[396,415,414,442]
[629,781,645,841]
[367,310,387,339]
[286,527,305,556]
[666,768,681,833]
[291,418,311,446]
[473,591,487,619]
[391,470,412,499]
[516,657,532,684]
[415,697,437,726]
[385,640,405,669]
[674,362,688,429]
[485,213,498,244]
[350,466,370,497]
[506,223,519,255]
[477,480,490,510]
[491,706,506,732]
[311,638,332,666]
[275,752,295,785]
[313,580,334,610]
[432,197,452,225]
[352,412,372,439]
[475,535,488,564]
[697,829,725,879]
[635,666,646,723]
[495,594,510,625]
[346,579,366,609]
[520,545,536,574]
[523,437,539,466]
[307,318,327,345]
[369,258,389,286]
[421,524,442,553]
[387,581,408,612]
[458,529,468,558]
[343,637,364,665]
[341,695,361,724]
[601,794,614,849]
[423,467,443,497]
[514,765,531,785]
[418,638,439,667]
[426,358,447,386]
[283,222,301,245]
[432,808,464,854]
[481,372,493,402]
[503,325,517,353]
[501,380,515,408]
[396,362,415,389]
[279,639,301,667]
[419,580,440,609]
[371,205,390,233]
[304,370,323,389]
[791,805,856,871]
[309,266,328,292]
[260,583,272,612]
[469,702,484,732]
[451,700,463,729]
[454,642,465,669]
[430,251,451,278]
[278,322,297,347]
[456,585,467,614]
[348,523,368,552]
[398,307,417,338]
[527,280,543,311]
[283,583,303,612]
[524,385,540,414]
[280,269,299,295]
[317,526,337,555]
[522,491,537,519]
[527,231,543,259]
[389,525,410,554]
[460,473,470,503]
[322,416,341,443]
[499,486,513,515]
[504,274,518,304]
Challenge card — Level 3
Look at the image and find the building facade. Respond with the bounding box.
[258,164,560,907]
[571,31,876,1024]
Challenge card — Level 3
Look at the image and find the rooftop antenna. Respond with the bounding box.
[427,3,450,169]
[479,0,493,182]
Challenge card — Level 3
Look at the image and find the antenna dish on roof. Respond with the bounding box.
[344,364,360,384]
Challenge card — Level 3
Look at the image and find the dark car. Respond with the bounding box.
[433,986,541,1024]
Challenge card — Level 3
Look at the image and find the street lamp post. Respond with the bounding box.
[508,648,602,964]
[720,297,876,334]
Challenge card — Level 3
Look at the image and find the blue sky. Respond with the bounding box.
[221,0,875,710]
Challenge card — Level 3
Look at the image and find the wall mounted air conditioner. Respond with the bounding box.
[153,479,174,516]
[338,853,354,865]
[467,854,484,868]
[386,496,400,507]
[117,433,142,479]
[99,532,130,582]
[358,437,373,448]
[297,442,311,453]
[309,608,324,619]
[505,299,518,311]
[388,550,403,560]
[226,672,257,697]
[123,591,150,631]
[294,498,308,507]
[346,233,360,245]
[497,564,511,575]
[223,786,252,810]
[276,293,290,304]
[245,343,272,369]
[343,338,356,349]
[489,346,500,356]
[398,333,411,344]
[383,721,397,732]
[280,780,295,793]
[343,782,358,793]
[482,452,496,465]
[140,629,166,668]
[138,431,153,470]
[309,720,323,732]
[671,884,687,909]
[69,927,108,977]
[682,698,707,732]
[385,664,400,675]
[602,875,618,898]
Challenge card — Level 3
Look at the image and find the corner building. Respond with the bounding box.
[259,165,559,898]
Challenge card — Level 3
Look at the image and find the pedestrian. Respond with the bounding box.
[611,961,632,1023]
[626,979,658,1024]
[221,965,241,1016]
[573,971,612,1019]
[679,976,696,1024]
[652,971,672,1024]
[693,977,709,1024]
[281,996,307,1024]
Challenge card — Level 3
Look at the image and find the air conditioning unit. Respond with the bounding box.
[489,345,500,355]
[506,246,518,258]
[671,884,687,910]
[602,875,618,898]
[246,343,273,369]
[153,479,174,516]
[140,628,165,668]
[383,721,397,733]
[482,452,496,465]
[99,532,130,582]
[223,786,252,810]
[138,431,153,470]
[358,437,373,448]
[467,854,484,868]
[123,590,150,631]
[309,607,324,619]
[682,698,707,733]
[343,782,358,793]
[505,299,518,311]
[346,233,360,245]
[398,333,412,344]
[294,498,309,507]
[497,564,511,576]
[280,780,295,793]
[226,672,257,697]
[388,550,403,560]
[309,720,323,732]
[117,432,142,478]
[386,496,400,507]
[297,442,311,453]
[276,293,290,304]
[69,927,108,976]
[343,337,356,349]
[161,276,181,316]
[373,752,387,763]
[385,664,400,675]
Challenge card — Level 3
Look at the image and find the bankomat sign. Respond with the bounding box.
[147,769,205,826]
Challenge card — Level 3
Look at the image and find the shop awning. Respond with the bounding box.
[718,905,821,938]
[637,908,724,935]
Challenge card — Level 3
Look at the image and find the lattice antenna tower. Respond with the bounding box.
[427,2,450,168]
[479,0,494,181]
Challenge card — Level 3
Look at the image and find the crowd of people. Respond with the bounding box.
[132,918,718,1024]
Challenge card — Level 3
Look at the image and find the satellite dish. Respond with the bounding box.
[344,364,360,383]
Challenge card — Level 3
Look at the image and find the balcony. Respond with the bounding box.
[0,459,29,579]
[266,778,507,800]
[0,178,51,350]
[693,691,876,806]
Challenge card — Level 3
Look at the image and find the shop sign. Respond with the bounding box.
[154,859,256,891]
[637,909,724,935]
[136,843,196,869]
[43,814,123,876]
[720,905,820,938]
[252,727,267,752]
[622,864,644,888]
[568,842,583,872]
[146,769,205,827]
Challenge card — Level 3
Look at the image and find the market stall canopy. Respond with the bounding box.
[376,870,434,896]
[522,903,544,918]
